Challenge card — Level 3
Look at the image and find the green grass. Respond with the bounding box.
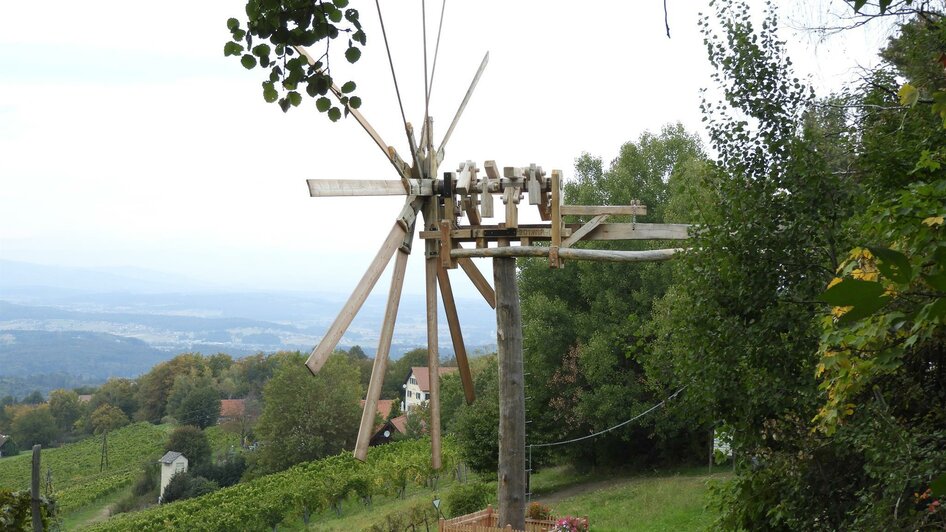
[0,423,169,513]
[59,484,133,531]
[548,469,729,532]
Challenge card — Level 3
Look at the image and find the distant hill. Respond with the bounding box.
[0,330,170,379]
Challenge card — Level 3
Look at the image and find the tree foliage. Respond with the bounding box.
[252,353,361,474]
[225,0,365,118]
[166,425,212,470]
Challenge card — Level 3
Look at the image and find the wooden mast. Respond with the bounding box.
[494,256,525,530]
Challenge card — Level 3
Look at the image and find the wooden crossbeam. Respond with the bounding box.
[354,249,409,461]
[583,222,689,240]
[307,179,408,197]
[305,222,406,374]
[560,204,647,216]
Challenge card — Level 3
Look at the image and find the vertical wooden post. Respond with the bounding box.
[426,257,442,470]
[494,257,525,530]
[31,444,42,532]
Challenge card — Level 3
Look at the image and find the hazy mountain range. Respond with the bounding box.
[0,260,496,397]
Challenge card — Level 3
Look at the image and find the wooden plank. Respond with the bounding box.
[527,165,541,205]
[457,257,496,309]
[504,188,519,229]
[295,45,408,182]
[494,257,525,530]
[440,221,455,269]
[582,222,690,240]
[561,214,608,248]
[307,179,409,197]
[437,52,489,162]
[550,170,562,268]
[354,249,409,461]
[560,204,647,216]
[306,223,407,374]
[425,257,442,470]
[451,246,682,262]
[437,265,476,405]
[31,445,41,532]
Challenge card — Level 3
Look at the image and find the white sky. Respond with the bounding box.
[0,1,889,298]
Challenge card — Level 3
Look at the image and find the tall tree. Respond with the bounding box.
[252,353,361,474]
[47,389,83,433]
[11,405,58,447]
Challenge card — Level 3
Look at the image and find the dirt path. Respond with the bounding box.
[532,476,634,505]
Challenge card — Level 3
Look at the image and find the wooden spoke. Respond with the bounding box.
[425,256,442,470]
[307,179,409,197]
[354,249,409,461]
[436,52,489,163]
[294,46,408,184]
[457,257,496,309]
[451,246,682,262]
[305,222,407,374]
[437,263,476,405]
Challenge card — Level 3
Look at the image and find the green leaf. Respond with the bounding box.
[931,472,946,497]
[853,0,868,11]
[340,81,356,94]
[252,44,271,58]
[898,83,919,107]
[262,81,278,103]
[328,107,342,122]
[333,0,349,7]
[279,98,291,113]
[241,54,257,69]
[352,29,366,45]
[226,18,240,31]
[348,96,362,109]
[820,278,885,307]
[224,42,244,57]
[316,97,332,113]
[344,47,361,63]
[868,247,912,284]
[288,91,302,107]
[838,296,889,325]
[922,272,946,292]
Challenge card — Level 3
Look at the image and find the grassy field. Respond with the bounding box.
[548,469,728,531]
[0,423,169,513]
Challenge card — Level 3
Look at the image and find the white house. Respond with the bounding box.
[158,451,188,502]
[403,366,458,414]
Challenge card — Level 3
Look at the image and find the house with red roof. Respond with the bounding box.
[403,366,458,414]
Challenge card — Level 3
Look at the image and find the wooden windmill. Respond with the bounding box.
[294,5,690,528]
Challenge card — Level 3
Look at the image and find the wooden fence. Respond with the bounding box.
[438,505,586,532]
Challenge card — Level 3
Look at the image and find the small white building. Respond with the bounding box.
[403,366,458,414]
[158,451,188,502]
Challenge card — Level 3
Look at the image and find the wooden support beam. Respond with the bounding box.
[307,179,410,197]
[457,257,496,309]
[560,204,648,216]
[550,170,562,268]
[451,246,682,262]
[481,160,499,218]
[437,265,476,405]
[425,257,442,470]
[494,257,525,530]
[305,222,407,374]
[354,249,409,461]
[561,214,608,248]
[503,187,519,229]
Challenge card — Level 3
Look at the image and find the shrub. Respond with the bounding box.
[161,471,219,504]
[132,463,160,497]
[527,501,553,520]
[445,480,492,518]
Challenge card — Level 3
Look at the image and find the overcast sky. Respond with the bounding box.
[0,1,889,299]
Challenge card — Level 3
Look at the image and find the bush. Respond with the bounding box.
[527,501,552,520]
[445,480,492,518]
[367,502,434,532]
[165,426,211,469]
[194,454,247,488]
[161,471,219,504]
[132,463,160,497]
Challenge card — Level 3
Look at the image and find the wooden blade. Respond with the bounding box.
[457,258,496,309]
[307,179,409,197]
[354,249,409,461]
[425,256,442,470]
[295,45,409,183]
[561,214,608,248]
[437,264,476,405]
[306,222,407,374]
[436,51,489,162]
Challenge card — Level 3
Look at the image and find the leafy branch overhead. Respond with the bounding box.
[224,0,366,120]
